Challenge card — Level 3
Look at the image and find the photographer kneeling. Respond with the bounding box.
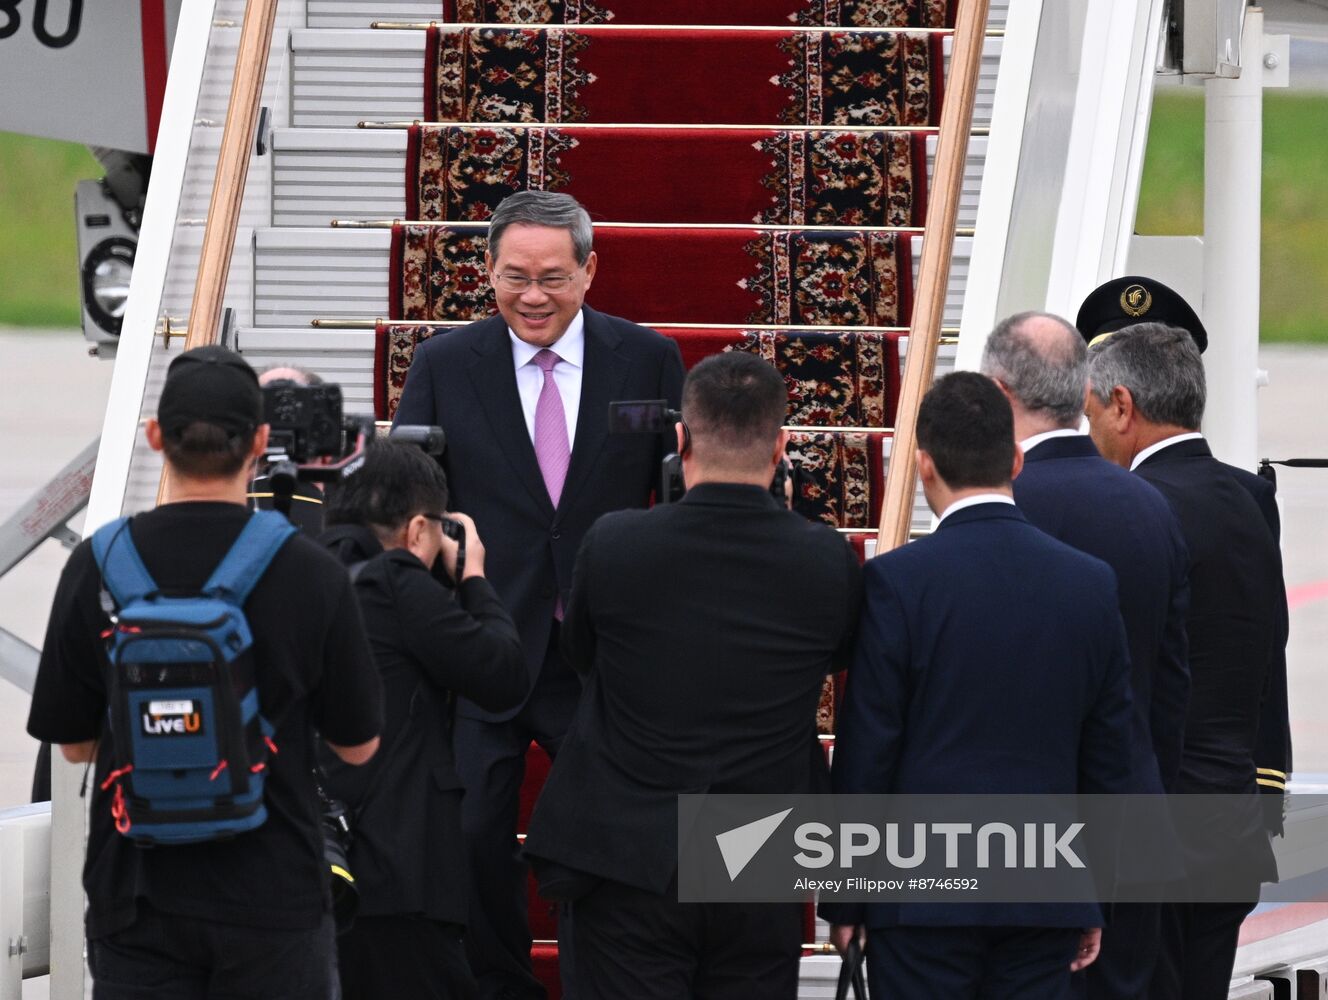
[319,441,528,999]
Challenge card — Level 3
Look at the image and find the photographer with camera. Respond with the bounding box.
[248,366,330,533]
[27,345,383,999]
[318,440,528,1000]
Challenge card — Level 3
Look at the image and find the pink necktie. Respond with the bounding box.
[533,349,570,508]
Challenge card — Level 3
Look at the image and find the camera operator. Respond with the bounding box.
[319,440,528,1000]
[523,352,862,999]
[248,366,328,533]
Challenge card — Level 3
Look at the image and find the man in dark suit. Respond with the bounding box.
[394,191,685,999]
[823,372,1137,1000]
[981,311,1190,998]
[1085,322,1288,1000]
[523,352,862,1000]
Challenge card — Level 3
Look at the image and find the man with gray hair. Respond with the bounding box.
[981,312,1190,999]
[1084,322,1289,1000]
[395,190,684,998]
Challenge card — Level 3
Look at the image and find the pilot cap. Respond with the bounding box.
[157,345,263,439]
[1075,276,1208,354]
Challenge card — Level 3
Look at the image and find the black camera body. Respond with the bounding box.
[263,383,345,464]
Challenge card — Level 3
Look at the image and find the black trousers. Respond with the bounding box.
[337,915,477,1000]
[866,925,1081,1000]
[1149,900,1258,1000]
[1075,903,1161,1000]
[573,878,803,1000]
[456,627,581,1000]
[89,904,337,1000]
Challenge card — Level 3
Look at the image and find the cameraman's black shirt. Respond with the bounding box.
[27,501,383,939]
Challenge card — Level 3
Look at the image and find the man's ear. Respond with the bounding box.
[772,427,790,467]
[582,249,597,289]
[916,448,936,486]
[1011,443,1025,482]
[1111,385,1135,430]
[249,424,270,462]
[145,419,164,453]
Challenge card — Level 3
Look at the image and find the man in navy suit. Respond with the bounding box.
[981,311,1190,998]
[1084,322,1287,1000]
[823,371,1138,1000]
[395,191,685,999]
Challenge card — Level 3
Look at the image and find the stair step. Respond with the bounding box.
[290,27,1002,129]
[250,226,972,329]
[271,126,987,230]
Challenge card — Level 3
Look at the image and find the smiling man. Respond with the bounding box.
[394,191,684,999]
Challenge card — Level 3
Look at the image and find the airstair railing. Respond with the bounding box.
[876,0,992,552]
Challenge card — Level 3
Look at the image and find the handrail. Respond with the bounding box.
[875,0,991,552]
[157,0,279,504]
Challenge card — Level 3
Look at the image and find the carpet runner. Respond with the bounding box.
[378,322,902,427]
[408,124,929,227]
[439,0,952,27]
[426,26,943,126]
[391,223,913,327]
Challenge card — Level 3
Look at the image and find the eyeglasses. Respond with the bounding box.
[492,273,577,293]
[420,513,448,525]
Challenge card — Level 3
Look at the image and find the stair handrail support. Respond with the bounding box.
[876,0,993,552]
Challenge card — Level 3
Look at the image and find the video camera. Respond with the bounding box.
[607,399,794,505]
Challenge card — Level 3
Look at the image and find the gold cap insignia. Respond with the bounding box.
[1120,284,1152,318]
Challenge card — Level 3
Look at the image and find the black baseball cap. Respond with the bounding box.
[1075,276,1208,354]
[157,345,263,439]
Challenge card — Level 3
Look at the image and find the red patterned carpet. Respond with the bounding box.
[439,0,953,27]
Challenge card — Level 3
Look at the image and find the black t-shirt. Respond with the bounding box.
[27,502,382,939]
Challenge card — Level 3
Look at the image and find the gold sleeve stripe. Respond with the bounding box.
[246,492,324,506]
[1257,777,1287,790]
[1257,768,1288,779]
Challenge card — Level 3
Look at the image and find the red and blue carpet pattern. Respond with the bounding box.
[390,223,913,328]
[440,0,953,27]
[426,26,942,126]
[408,124,929,227]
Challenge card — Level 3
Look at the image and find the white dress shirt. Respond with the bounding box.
[1018,427,1084,455]
[509,311,584,446]
[936,493,1016,525]
[1130,432,1204,471]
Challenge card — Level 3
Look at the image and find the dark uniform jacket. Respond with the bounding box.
[393,306,685,722]
[824,502,1137,930]
[523,483,862,894]
[1014,434,1191,793]
[1134,438,1287,878]
[319,525,527,922]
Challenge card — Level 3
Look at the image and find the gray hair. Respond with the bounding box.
[979,312,1087,427]
[488,191,594,265]
[1087,322,1206,430]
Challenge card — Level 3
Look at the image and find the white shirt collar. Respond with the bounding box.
[509,309,586,371]
[936,493,1016,525]
[1130,432,1204,471]
[1018,428,1084,455]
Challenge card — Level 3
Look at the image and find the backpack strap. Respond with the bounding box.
[91,516,159,608]
[203,510,298,604]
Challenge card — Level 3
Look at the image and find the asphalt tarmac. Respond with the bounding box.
[0,330,1324,809]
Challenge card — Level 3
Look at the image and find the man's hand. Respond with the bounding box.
[440,511,486,581]
[830,923,861,957]
[1070,927,1101,972]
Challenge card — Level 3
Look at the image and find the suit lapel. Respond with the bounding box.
[465,318,555,517]
[559,307,629,516]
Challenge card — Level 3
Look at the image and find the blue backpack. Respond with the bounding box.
[91,511,296,845]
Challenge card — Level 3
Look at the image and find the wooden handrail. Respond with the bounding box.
[158,0,278,504]
[875,0,991,553]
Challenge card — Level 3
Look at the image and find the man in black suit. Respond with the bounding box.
[1085,322,1289,1000]
[981,311,1190,997]
[824,372,1137,1000]
[394,191,685,999]
[523,352,862,1000]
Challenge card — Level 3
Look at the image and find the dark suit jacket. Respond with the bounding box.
[523,483,862,894]
[318,526,527,922]
[1134,438,1286,875]
[825,502,1136,929]
[393,306,685,721]
[1014,434,1190,793]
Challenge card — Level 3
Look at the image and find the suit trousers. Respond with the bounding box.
[867,925,1081,1000]
[457,624,581,1000]
[1149,899,1258,1000]
[337,916,477,1000]
[1074,903,1161,1000]
[573,877,803,1000]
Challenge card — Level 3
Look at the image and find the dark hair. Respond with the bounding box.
[1087,322,1205,430]
[488,191,594,265]
[162,422,257,479]
[916,371,1016,489]
[326,441,450,532]
[681,352,787,473]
